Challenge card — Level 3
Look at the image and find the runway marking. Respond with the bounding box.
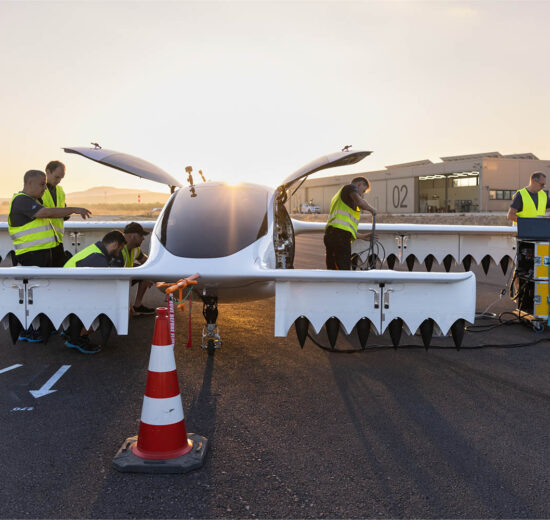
[11,407,34,412]
[0,364,23,375]
[29,365,71,399]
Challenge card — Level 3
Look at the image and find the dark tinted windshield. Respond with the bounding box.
[158,183,269,258]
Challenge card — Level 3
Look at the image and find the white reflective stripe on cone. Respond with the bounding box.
[148,344,176,372]
[141,395,184,425]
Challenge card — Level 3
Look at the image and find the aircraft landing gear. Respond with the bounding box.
[202,297,221,356]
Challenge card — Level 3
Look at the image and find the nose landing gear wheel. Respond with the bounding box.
[202,297,222,355]
[207,339,216,356]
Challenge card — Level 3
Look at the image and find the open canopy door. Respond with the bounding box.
[63,146,182,189]
[277,149,372,193]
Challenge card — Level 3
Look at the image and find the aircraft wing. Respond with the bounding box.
[258,268,475,340]
[63,146,182,189]
[0,264,474,348]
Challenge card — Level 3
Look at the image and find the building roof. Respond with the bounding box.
[385,159,433,169]
[440,152,501,162]
[502,153,539,160]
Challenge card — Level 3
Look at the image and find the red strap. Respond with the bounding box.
[186,293,192,348]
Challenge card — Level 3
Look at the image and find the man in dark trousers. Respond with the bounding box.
[8,169,91,342]
[42,160,69,267]
[63,230,126,354]
[324,176,377,270]
[8,169,91,268]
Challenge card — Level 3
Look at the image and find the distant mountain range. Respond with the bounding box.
[0,186,171,205]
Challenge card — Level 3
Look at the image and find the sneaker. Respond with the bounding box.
[18,329,30,342]
[65,337,101,355]
[26,329,43,343]
[60,330,69,339]
[133,305,155,315]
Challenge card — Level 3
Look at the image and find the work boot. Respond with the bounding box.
[133,305,155,316]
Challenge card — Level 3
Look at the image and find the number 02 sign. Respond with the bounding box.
[388,179,414,213]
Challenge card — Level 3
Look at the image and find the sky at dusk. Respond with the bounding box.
[1,0,549,198]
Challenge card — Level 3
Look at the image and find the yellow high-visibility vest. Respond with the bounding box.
[513,188,547,226]
[41,185,66,243]
[8,193,57,256]
[121,245,141,267]
[64,243,103,267]
[326,187,361,240]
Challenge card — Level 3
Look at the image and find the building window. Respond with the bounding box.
[452,177,478,187]
[489,189,515,200]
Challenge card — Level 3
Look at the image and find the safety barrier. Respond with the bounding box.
[293,220,516,275]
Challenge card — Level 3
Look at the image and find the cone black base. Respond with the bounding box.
[113,434,208,473]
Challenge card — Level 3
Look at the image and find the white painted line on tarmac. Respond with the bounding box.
[0,364,23,375]
[29,365,71,399]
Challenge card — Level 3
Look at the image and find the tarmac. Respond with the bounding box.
[0,234,549,518]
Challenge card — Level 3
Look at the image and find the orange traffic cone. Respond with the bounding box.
[113,307,207,473]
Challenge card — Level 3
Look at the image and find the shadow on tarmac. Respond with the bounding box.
[326,339,537,517]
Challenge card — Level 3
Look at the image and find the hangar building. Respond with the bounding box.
[288,152,550,214]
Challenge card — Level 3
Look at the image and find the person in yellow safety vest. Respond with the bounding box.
[63,230,126,354]
[42,160,69,267]
[64,230,126,268]
[8,169,92,343]
[324,176,377,270]
[9,170,92,267]
[111,222,154,315]
[507,171,549,224]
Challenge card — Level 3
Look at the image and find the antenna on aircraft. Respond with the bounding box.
[91,142,102,150]
[185,166,197,197]
[341,145,352,152]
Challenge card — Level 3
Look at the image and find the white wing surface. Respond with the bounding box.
[0,264,475,347]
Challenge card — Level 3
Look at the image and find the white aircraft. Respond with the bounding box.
[0,146,475,354]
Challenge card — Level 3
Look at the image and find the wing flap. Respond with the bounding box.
[274,272,475,343]
[0,276,130,336]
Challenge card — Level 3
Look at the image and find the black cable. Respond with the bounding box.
[305,330,550,353]
[353,239,386,270]
[368,214,376,269]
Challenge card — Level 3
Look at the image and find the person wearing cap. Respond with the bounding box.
[507,171,550,223]
[111,222,154,315]
[63,230,126,354]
